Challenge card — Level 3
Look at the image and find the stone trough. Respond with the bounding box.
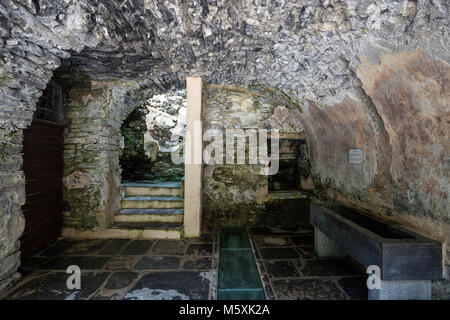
[310,204,442,300]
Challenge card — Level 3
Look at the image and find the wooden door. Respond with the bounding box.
[21,119,63,256]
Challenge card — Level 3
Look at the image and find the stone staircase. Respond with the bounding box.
[112,181,185,239]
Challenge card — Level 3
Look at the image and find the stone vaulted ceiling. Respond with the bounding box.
[0,0,449,223]
[1,1,449,112]
[0,1,449,295]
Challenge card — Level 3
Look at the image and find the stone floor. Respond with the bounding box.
[250,225,368,300]
[1,233,217,300]
[1,226,368,300]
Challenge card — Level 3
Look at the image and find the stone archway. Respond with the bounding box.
[60,77,183,232]
[0,0,448,296]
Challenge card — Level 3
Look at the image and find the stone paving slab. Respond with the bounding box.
[253,236,290,247]
[123,271,211,300]
[104,256,137,271]
[104,272,140,290]
[5,272,110,300]
[182,257,212,270]
[194,232,215,244]
[271,279,348,300]
[134,256,181,270]
[40,256,111,270]
[259,247,300,259]
[38,239,84,257]
[186,243,213,256]
[98,239,131,255]
[299,259,363,277]
[290,234,314,246]
[2,234,218,300]
[265,260,301,279]
[152,240,187,255]
[121,240,154,255]
[3,226,369,300]
[250,224,368,300]
[63,240,110,255]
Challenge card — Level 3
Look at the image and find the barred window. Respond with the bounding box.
[33,81,63,124]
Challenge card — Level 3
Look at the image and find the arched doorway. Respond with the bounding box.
[21,82,64,256]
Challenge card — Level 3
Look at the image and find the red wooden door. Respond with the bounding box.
[21,119,63,256]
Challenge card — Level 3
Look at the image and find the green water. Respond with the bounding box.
[218,227,265,300]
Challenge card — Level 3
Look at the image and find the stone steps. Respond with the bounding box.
[115,181,185,239]
[122,181,182,197]
[121,196,184,209]
[115,208,184,223]
[110,222,183,239]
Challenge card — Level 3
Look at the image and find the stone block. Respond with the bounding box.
[314,228,347,258]
[369,280,431,300]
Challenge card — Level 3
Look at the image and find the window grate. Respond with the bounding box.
[33,81,63,124]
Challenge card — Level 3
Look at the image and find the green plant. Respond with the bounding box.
[122,131,136,146]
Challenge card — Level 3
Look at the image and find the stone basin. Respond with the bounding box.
[310,204,442,281]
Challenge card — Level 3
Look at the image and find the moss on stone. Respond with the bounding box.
[265,191,309,201]
[390,176,401,197]
[310,173,331,201]
[202,199,265,228]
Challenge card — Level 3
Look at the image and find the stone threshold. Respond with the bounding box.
[62,227,182,240]
[123,196,184,201]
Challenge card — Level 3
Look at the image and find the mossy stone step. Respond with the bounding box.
[111,222,183,230]
[115,209,184,223]
[122,182,182,197]
[101,222,183,239]
[121,182,182,188]
[123,196,183,201]
[121,196,184,209]
[119,208,184,215]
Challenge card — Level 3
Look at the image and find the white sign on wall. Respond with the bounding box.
[349,149,363,164]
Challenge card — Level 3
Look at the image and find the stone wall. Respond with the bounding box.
[0,0,448,294]
[62,76,182,231]
[63,78,122,230]
[295,50,450,286]
[0,129,24,292]
[201,84,306,228]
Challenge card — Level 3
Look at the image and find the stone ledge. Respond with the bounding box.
[62,227,182,240]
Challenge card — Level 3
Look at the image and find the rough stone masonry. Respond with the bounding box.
[0,0,448,297]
